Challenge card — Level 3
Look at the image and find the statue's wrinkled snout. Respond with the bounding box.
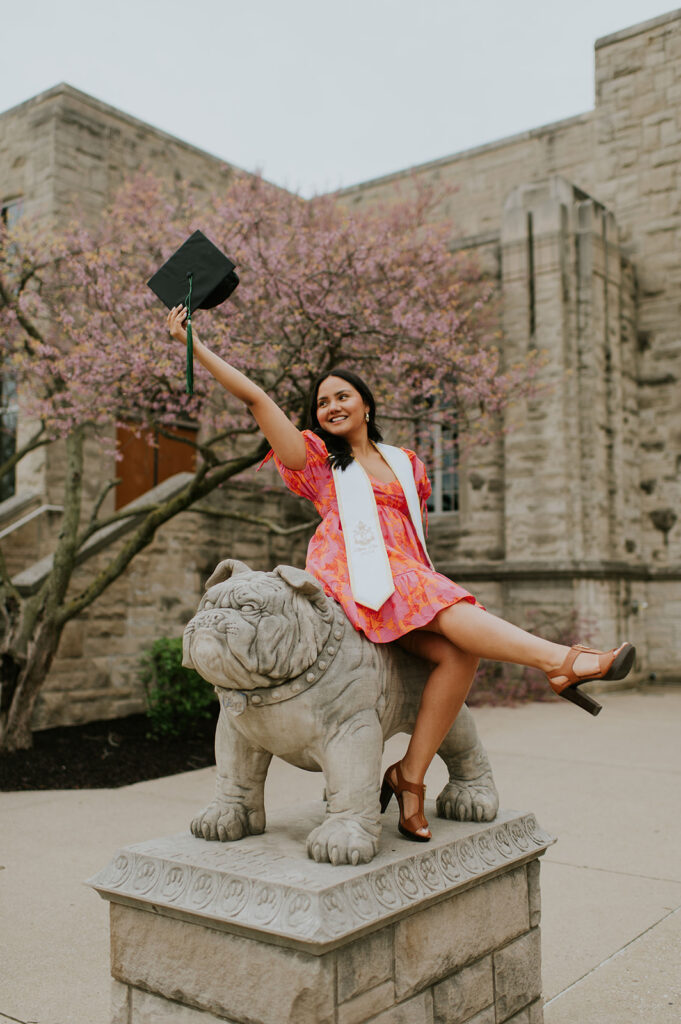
[186,631,231,686]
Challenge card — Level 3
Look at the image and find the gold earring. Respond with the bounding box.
[365,412,370,422]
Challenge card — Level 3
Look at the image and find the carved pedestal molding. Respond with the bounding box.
[91,803,553,1024]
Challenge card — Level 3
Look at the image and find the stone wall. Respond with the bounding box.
[1,84,237,505]
[3,11,681,731]
[339,113,596,243]
[336,11,681,671]
[0,83,235,227]
[31,470,313,729]
[108,872,544,1024]
[593,13,681,565]
[91,806,553,1024]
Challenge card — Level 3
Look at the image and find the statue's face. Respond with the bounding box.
[182,567,330,690]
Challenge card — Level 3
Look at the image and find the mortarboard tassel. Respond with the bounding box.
[185,272,194,395]
[147,232,238,394]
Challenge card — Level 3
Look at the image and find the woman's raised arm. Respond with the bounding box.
[166,306,307,470]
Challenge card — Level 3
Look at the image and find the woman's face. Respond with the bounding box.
[315,376,369,438]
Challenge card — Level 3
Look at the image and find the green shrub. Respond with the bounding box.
[140,636,216,739]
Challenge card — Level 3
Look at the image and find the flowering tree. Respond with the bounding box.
[0,171,536,751]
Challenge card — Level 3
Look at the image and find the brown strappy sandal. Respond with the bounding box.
[380,761,431,842]
[547,642,635,716]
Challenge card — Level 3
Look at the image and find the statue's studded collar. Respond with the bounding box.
[217,601,347,716]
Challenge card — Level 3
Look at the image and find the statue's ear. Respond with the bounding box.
[272,564,323,596]
[205,558,251,589]
[272,565,333,619]
[181,624,195,669]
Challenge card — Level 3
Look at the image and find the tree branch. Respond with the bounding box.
[83,477,122,533]
[58,440,270,625]
[75,502,160,549]
[0,271,47,349]
[45,427,84,617]
[189,505,319,536]
[0,425,49,483]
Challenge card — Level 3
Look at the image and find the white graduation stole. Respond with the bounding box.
[332,444,434,611]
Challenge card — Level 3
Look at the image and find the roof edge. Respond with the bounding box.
[596,8,681,49]
[0,83,240,174]
[335,111,592,197]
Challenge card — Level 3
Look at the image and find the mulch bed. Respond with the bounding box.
[0,678,557,792]
[0,711,219,791]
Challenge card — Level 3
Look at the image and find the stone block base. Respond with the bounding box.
[91,804,554,1024]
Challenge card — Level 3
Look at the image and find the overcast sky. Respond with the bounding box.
[1,0,675,196]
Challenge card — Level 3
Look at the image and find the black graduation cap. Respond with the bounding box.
[147,230,239,393]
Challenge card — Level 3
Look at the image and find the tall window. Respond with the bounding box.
[416,417,459,513]
[0,377,18,502]
[1,198,24,228]
[0,198,22,502]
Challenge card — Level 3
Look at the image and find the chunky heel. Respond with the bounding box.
[380,761,431,841]
[560,684,602,716]
[380,778,394,814]
[547,642,635,715]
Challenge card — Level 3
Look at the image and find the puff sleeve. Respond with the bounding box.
[403,447,432,535]
[404,448,432,504]
[263,430,330,504]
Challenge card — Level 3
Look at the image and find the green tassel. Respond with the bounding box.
[185,273,194,395]
[186,316,193,394]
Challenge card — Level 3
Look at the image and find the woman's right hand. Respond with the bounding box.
[163,302,306,469]
[166,305,188,344]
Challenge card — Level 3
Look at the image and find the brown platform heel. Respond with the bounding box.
[380,761,431,842]
[547,642,636,716]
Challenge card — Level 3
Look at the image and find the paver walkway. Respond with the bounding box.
[2,687,680,1023]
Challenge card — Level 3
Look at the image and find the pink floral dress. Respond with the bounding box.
[263,430,480,643]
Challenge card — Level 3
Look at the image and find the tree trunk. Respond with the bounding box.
[0,619,63,752]
[0,435,266,753]
[0,427,84,754]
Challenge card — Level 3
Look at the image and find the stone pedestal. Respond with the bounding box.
[89,803,554,1024]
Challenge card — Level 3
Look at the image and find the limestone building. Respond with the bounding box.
[1,9,679,728]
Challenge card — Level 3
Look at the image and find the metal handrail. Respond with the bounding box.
[0,504,63,540]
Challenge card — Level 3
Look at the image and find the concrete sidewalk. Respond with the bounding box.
[2,687,680,1024]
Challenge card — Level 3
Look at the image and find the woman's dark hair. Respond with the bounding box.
[308,367,383,470]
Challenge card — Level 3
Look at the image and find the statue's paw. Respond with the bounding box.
[306,817,379,866]
[190,800,265,842]
[436,775,499,823]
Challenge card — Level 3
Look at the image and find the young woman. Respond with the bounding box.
[167,306,635,842]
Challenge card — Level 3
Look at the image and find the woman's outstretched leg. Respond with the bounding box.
[387,601,633,838]
[428,601,633,717]
[428,601,607,680]
[391,611,560,835]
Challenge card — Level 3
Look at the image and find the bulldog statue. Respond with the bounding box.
[183,559,499,865]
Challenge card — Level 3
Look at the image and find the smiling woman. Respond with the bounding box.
[165,308,636,843]
[310,367,388,477]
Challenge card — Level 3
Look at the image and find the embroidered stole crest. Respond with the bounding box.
[332,444,434,611]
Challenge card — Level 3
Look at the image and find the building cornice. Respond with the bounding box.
[436,560,681,583]
[0,83,238,176]
[334,113,593,198]
[596,8,681,49]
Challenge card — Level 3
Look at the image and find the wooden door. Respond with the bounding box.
[115,423,197,508]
